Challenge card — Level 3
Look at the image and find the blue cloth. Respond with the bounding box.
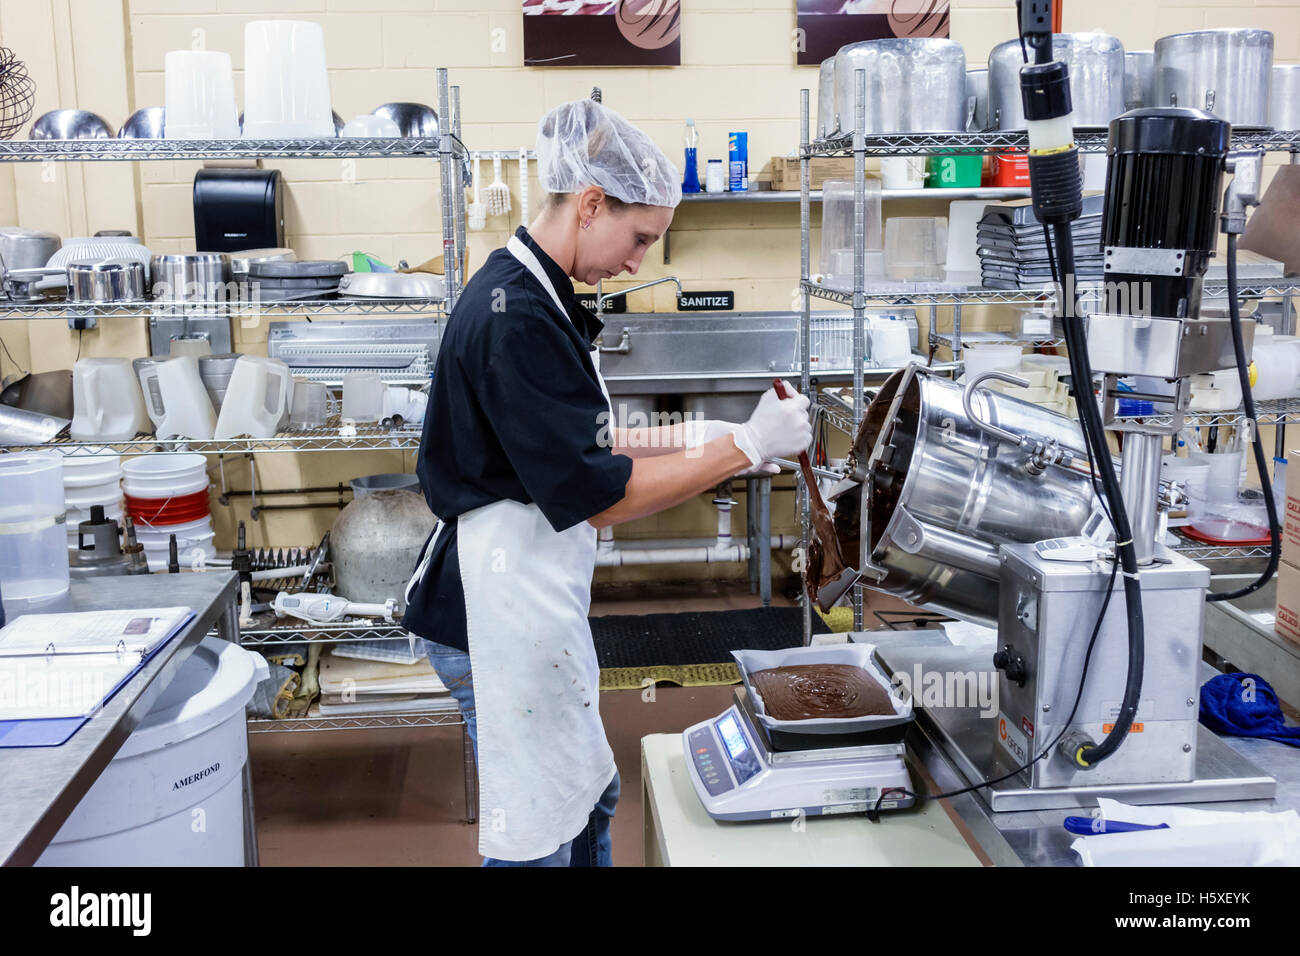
[425,640,619,866]
[1200,672,1300,748]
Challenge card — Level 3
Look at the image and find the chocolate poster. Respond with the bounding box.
[796,0,950,66]
[523,0,681,67]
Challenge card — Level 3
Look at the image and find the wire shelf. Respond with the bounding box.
[805,279,1300,308]
[238,621,412,647]
[804,127,1300,158]
[1111,398,1300,430]
[247,708,463,734]
[0,137,447,162]
[1168,537,1274,562]
[930,330,1066,350]
[0,297,446,322]
[2,408,422,458]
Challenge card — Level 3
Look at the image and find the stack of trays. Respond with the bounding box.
[977,196,1105,290]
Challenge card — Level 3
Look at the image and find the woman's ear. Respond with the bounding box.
[576,186,606,227]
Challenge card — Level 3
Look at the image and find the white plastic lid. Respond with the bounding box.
[117,636,264,759]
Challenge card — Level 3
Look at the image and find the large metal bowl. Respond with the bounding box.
[118,107,165,139]
[30,109,113,140]
[989,32,1125,130]
[338,271,444,299]
[371,102,439,138]
[833,38,967,135]
[67,258,147,304]
[1153,28,1273,127]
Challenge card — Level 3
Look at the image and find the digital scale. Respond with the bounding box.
[683,688,915,821]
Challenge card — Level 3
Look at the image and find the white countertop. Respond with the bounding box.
[640,733,983,867]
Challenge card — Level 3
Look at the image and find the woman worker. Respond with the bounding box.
[403,99,812,866]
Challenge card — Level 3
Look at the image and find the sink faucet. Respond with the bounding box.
[595,275,682,319]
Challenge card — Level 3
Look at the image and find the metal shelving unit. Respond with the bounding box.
[805,127,1300,158]
[12,399,422,458]
[795,80,1300,635]
[0,137,442,161]
[0,297,445,322]
[0,69,470,752]
[680,186,1030,204]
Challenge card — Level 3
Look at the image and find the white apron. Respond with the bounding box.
[457,235,617,860]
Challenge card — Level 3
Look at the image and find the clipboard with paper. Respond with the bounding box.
[0,607,195,747]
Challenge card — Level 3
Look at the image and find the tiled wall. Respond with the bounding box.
[0,0,1295,571]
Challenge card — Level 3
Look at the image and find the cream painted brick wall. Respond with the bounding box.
[2,0,1298,558]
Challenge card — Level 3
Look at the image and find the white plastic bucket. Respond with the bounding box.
[36,636,265,866]
[62,454,123,489]
[64,479,123,511]
[133,515,216,572]
[122,453,209,498]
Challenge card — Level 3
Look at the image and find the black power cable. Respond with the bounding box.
[1206,232,1282,601]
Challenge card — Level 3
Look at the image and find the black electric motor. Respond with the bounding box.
[1100,107,1231,320]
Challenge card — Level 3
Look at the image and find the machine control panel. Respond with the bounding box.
[686,708,763,797]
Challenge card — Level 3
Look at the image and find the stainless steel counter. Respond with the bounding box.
[871,631,1300,867]
[0,571,240,866]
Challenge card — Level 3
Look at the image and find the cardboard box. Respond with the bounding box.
[1283,448,1300,568]
[1275,558,1300,646]
[769,156,859,192]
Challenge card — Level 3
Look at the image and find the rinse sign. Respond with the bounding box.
[677,291,734,311]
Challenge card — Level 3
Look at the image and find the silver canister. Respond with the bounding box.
[0,227,60,277]
[1153,28,1274,126]
[1269,63,1300,131]
[817,57,836,139]
[833,38,967,135]
[851,366,1096,626]
[149,253,232,302]
[989,32,1125,129]
[67,258,146,303]
[966,68,989,131]
[1124,51,1155,110]
[197,353,242,411]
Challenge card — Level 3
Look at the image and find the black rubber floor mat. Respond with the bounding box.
[589,607,827,669]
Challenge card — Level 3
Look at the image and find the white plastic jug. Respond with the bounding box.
[136,356,217,441]
[214,356,291,439]
[71,358,151,442]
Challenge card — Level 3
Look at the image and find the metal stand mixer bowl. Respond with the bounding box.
[329,488,435,611]
[848,366,1098,625]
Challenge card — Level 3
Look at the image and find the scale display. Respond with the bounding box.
[683,700,914,822]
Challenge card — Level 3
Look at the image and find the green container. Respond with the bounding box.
[927,152,983,188]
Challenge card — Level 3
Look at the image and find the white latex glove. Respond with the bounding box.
[683,419,780,476]
[733,381,812,468]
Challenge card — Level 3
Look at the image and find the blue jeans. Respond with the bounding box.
[425,640,619,867]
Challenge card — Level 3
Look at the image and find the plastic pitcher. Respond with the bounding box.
[71,358,151,442]
[214,357,291,439]
[135,356,217,441]
[0,453,70,614]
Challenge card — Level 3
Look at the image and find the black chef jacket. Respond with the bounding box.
[401,227,634,651]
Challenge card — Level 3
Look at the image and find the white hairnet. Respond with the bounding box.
[536,99,681,208]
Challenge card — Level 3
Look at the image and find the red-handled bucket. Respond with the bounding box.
[125,488,212,525]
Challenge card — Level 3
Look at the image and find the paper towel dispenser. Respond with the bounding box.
[193,168,285,252]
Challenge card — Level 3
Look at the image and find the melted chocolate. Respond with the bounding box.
[750,663,894,720]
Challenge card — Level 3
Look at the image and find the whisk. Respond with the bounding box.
[0,47,36,140]
[468,154,487,231]
[485,154,512,217]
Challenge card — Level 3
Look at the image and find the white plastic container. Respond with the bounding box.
[136,357,217,441]
[869,317,912,367]
[135,516,217,572]
[242,20,335,139]
[122,453,210,499]
[944,199,986,285]
[36,636,266,866]
[961,343,1023,382]
[342,372,384,423]
[820,179,883,288]
[71,358,151,442]
[62,454,122,489]
[885,216,946,281]
[163,50,239,140]
[1161,454,1211,525]
[0,453,69,614]
[214,356,291,440]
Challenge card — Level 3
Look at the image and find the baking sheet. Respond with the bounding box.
[731,643,913,736]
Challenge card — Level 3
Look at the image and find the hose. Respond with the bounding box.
[1206,232,1281,601]
[1052,221,1146,768]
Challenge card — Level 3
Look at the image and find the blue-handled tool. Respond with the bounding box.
[1064,816,1170,836]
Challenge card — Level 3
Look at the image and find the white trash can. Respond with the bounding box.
[37,636,266,866]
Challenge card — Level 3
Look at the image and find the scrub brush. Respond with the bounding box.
[468,155,487,231]
[485,153,512,217]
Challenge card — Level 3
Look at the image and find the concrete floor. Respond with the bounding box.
[248,580,917,866]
